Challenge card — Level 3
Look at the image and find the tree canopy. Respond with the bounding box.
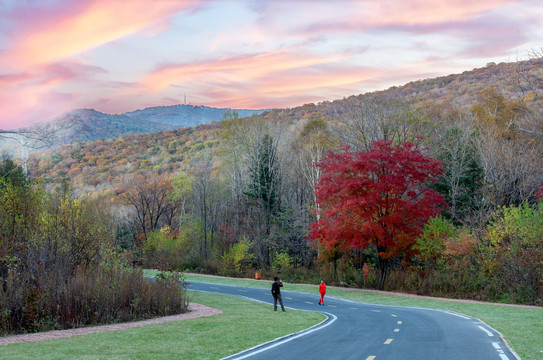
[309,140,446,289]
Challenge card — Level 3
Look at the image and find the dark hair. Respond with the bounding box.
[274,276,279,281]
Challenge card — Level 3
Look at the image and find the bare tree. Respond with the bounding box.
[189,153,224,260]
[471,87,543,206]
[296,116,335,221]
[476,132,542,206]
[334,94,434,152]
[507,50,543,137]
[122,174,178,239]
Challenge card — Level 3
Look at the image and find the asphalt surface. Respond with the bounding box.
[188,281,519,360]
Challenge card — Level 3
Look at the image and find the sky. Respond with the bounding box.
[1,0,543,130]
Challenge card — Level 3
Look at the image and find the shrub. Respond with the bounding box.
[480,203,543,304]
[271,251,295,280]
[220,237,255,276]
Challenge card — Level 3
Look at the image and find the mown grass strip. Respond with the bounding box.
[0,291,324,360]
[176,272,543,360]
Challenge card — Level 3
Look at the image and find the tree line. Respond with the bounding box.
[2,57,543,312]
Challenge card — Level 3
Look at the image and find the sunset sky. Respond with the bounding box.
[1,0,543,129]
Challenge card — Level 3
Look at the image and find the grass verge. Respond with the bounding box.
[0,291,324,360]
[172,272,543,360]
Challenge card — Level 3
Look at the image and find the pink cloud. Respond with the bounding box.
[291,0,520,36]
[2,0,205,69]
[0,84,77,129]
[0,61,108,129]
[143,49,349,92]
[0,73,33,87]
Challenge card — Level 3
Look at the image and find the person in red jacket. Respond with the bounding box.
[318,279,326,305]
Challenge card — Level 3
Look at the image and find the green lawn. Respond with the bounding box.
[0,291,324,360]
[177,272,543,360]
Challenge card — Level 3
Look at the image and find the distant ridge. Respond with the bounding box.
[2,105,266,153]
[124,104,266,127]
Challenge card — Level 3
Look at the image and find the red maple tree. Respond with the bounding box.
[309,140,446,289]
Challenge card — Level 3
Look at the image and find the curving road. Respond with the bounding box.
[188,281,519,360]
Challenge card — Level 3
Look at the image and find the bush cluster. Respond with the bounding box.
[0,176,188,336]
[0,266,187,335]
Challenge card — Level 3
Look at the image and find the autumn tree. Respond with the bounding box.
[310,140,445,290]
[471,87,524,133]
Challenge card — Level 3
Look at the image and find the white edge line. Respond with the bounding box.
[477,319,521,360]
[478,325,494,337]
[220,312,337,360]
[442,310,471,319]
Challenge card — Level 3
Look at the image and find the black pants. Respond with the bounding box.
[274,293,285,311]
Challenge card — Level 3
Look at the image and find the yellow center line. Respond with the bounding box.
[384,339,393,345]
[394,329,400,332]
[390,314,397,317]
[397,321,402,325]
[365,356,376,360]
[371,310,380,313]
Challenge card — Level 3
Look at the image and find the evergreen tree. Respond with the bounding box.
[0,158,28,188]
[245,134,280,216]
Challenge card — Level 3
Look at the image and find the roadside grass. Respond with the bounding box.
[0,291,324,360]
[169,271,543,360]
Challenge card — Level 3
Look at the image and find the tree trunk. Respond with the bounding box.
[377,256,389,290]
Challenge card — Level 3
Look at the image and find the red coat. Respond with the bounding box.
[319,282,326,295]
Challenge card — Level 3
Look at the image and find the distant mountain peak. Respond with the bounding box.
[9,104,265,152]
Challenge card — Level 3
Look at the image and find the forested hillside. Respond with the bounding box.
[17,57,543,305]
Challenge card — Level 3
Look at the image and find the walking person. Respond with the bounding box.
[318,279,326,305]
[271,277,286,312]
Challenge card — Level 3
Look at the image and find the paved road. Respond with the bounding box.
[188,281,519,360]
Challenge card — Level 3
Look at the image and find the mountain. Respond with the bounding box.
[0,105,266,157]
[32,108,176,143]
[38,105,265,145]
[123,104,265,127]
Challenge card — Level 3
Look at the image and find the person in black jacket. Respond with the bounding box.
[271,277,286,312]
